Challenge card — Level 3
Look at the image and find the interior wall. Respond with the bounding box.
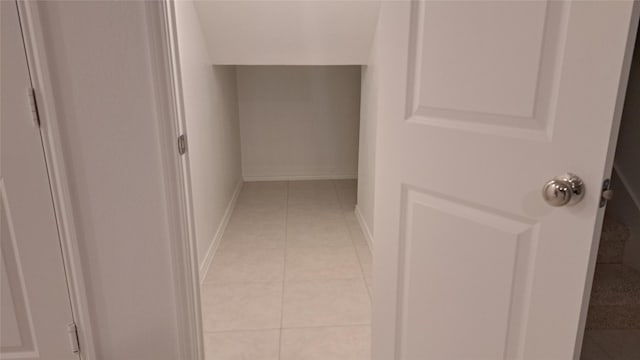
[174,1,242,267]
[37,2,182,358]
[610,31,640,271]
[356,16,381,247]
[236,66,361,181]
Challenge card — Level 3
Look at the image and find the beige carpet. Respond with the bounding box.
[586,216,640,329]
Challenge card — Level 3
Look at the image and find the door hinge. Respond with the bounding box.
[600,178,614,208]
[178,134,187,155]
[27,87,41,128]
[67,322,80,354]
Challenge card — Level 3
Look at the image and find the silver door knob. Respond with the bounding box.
[542,173,585,207]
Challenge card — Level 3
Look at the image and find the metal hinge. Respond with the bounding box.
[67,322,80,354]
[600,178,614,208]
[178,134,188,155]
[28,87,41,128]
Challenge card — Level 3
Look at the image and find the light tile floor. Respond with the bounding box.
[202,180,372,360]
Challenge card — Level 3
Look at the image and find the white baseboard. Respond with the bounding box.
[243,174,357,182]
[199,181,243,283]
[354,205,374,251]
[611,166,640,272]
[614,165,640,213]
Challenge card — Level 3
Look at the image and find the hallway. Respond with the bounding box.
[201,180,372,359]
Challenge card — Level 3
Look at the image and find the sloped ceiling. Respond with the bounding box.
[193,1,380,65]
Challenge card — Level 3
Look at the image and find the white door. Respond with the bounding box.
[1,1,78,359]
[372,1,637,360]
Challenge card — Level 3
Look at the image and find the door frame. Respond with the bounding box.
[15,1,204,359]
[15,0,640,359]
[151,1,205,359]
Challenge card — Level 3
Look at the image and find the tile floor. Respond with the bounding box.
[201,180,372,360]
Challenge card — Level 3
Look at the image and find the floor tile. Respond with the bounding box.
[288,180,337,193]
[287,206,344,221]
[236,190,287,209]
[238,181,288,199]
[355,245,372,284]
[204,248,285,284]
[200,180,375,357]
[242,181,288,192]
[282,279,371,328]
[204,330,280,360]
[235,200,287,213]
[346,220,369,247]
[288,190,338,201]
[288,181,340,206]
[343,211,359,226]
[288,199,342,213]
[227,208,286,227]
[285,246,363,281]
[219,226,286,250]
[280,326,370,360]
[201,282,282,331]
[225,217,285,234]
[287,219,353,248]
[589,329,640,360]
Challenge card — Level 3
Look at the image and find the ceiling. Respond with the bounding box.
[193,1,381,65]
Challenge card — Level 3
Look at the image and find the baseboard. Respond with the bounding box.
[198,181,243,283]
[611,166,640,272]
[614,165,640,213]
[354,205,374,251]
[243,174,357,182]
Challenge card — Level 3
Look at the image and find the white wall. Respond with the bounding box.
[356,15,381,247]
[236,66,361,181]
[610,34,640,270]
[37,2,182,358]
[193,1,380,65]
[174,1,242,267]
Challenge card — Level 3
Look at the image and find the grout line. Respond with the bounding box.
[281,322,372,330]
[277,181,290,360]
[202,323,372,335]
[202,276,367,287]
[202,328,282,334]
[283,276,367,283]
[201,280,285,286]
[204,181,370,358]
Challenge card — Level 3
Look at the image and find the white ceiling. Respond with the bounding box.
[193,1,381,65]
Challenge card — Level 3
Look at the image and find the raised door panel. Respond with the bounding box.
[406,1,568,138]
[398,188,539,360]
[1,184,38,357]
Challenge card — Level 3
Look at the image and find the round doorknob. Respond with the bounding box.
[542,173,585,207]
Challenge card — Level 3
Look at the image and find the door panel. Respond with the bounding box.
[1,1,78,359]
[399,188,539,359]
[407,1,565,137]
[1,193,37,355]
[373,1,636,360]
